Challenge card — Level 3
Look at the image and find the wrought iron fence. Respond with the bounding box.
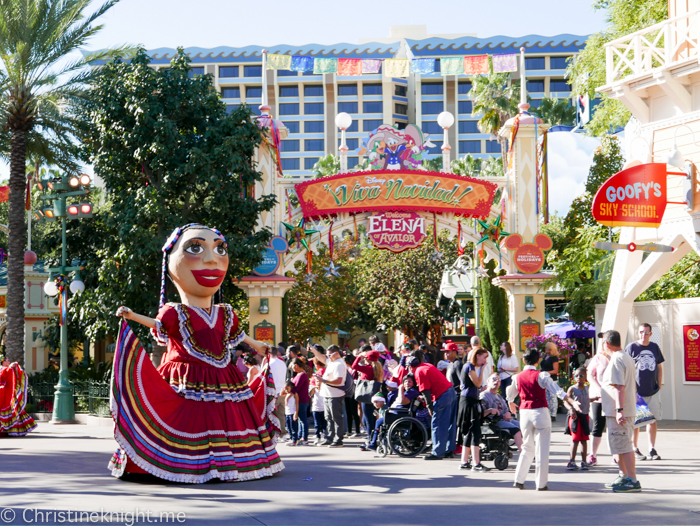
[27,378,111,417]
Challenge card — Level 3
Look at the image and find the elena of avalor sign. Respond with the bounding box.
[367,212,426,252]
[591,163,667,228]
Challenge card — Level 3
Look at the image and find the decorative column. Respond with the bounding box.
[237,275,296,346]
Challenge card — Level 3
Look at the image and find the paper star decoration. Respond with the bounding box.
[430,250,444,263]
[281,218,320,252]
[475,213,509,247]
[323,261,342,278]
[303,273,317,284]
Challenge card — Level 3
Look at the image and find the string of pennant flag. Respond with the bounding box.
[265,53,519,77]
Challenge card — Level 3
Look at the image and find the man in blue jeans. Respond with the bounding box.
[409,353,458,460]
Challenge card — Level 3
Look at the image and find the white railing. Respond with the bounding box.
[605,10,700,85]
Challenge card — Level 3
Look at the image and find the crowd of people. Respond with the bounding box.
[252,323,663,494]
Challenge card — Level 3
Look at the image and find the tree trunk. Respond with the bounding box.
[6,129,27,366]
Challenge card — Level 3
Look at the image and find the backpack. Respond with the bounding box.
[329,369,356,399]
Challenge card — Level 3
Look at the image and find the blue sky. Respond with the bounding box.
[3,0,608,213]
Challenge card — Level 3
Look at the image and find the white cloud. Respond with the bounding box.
[546,132,600,216]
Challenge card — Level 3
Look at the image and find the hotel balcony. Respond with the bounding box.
[598,8,700,123]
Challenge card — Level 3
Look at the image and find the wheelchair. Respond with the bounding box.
[375,397,429,458]
[478,416,517,470]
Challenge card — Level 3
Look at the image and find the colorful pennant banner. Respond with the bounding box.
[264,52,524,77]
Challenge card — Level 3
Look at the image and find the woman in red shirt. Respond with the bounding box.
[353,348,384,441]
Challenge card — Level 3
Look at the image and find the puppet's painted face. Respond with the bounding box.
[168,228,229,300]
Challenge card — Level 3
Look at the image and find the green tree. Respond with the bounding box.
[470,72,521,172]
[531,97,576,126]
[568,0,667,136]
[311,155,340,178]
[285,238,361,341]
[0,0,126,365]
[639,253,700,301]
[71,48,275,342]
[479,258,509,357]
[352,228,458,342]
[451,155,482,177]
[546,135,624,322]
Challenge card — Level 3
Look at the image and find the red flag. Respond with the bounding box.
[0,186,8,203]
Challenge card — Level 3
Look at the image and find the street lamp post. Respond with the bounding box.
[35,173,92,424]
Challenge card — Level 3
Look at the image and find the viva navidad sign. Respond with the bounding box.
[295,170,497,218]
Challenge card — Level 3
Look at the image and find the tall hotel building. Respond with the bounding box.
[148,26,586,176]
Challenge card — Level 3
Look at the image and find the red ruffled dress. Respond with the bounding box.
[0,363,37,437]
[108,303,283,483]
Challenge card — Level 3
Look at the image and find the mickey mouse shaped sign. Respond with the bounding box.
[252,236,289,277]
[504,233,553,274]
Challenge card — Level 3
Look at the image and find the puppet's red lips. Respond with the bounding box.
[191,269,226,287]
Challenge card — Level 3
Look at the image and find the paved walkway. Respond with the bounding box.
[0,418,699,526]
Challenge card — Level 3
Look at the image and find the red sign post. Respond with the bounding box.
[683,324,700,382]
[591,163,667,228]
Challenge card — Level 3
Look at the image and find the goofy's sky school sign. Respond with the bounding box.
[295,170,497,218]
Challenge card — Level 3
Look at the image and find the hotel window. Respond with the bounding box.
[221,87,240,98]
[279,86,299,97]
[285,121,300,134]
[430,140,442,152]
[281,158,300,170]
[549,57,571,69]
[219,66,239,78]
[278,69,298,77]
[189,67,204,78]
[348,157,359,169]
[363,119,383,131]
[530,99,543,108]
[305,139,324,151]
[550,80,571,92]
[485,140,501,153]
[422,121,442,135]
[304,121,324,133]
[459,140,481,154]
[347,121,358,132]
[338,102,358,113]
[422,101,443,114]
[304,103,324,114]
[458,82,472,94]
[226,105,239,114]
[363,101,383,113]
[281,140,300,152]
[525,57,545,70]
[305,158,319,170]
[395,103,408,115]
[279,103,299,115]
[304,85,324,97]
[338,84,358,96]
[244,65,262,77]
[458,101,473,114]
[458,120,479,133]
[434,59,441,73]
[246,86,262,98]
[421,83,443,95]
[363,83,382,95]
[395,85,407,97]
[339,138,359,150]
[395,121,407,130]
[526,79,545,92]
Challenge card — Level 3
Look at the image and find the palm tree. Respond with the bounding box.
[470,72,521,173]
[531,97,577,126]
[451,154,482,177]
[0,0,127,365]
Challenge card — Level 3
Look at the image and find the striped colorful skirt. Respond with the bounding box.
[108,321,283,483]
[0,362,37,437]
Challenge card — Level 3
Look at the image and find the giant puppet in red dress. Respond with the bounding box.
[109,224,282,483]
[0,360,37,437]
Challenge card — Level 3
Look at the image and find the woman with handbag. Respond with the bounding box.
[353,347,384,441]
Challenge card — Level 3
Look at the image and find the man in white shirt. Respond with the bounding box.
[507,349,580,491]
[268,347,288,436]
[601,330,641,493]
[311,344,347,448]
